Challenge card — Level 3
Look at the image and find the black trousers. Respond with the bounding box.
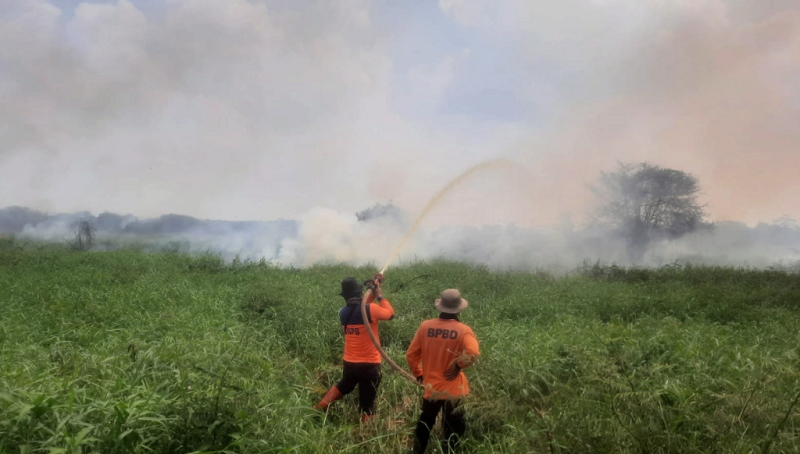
[413,398,466,454]
[334,361,382,414]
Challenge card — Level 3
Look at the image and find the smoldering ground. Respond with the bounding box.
[3,204,800,273]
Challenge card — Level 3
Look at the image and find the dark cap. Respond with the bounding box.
[340,277,363,299]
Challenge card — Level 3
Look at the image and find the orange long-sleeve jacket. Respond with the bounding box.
[339,293,395,364]
[406,317,480,400]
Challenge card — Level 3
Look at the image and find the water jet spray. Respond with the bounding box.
[359,159,511,386]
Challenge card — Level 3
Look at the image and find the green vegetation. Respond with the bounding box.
[1,236,799,453]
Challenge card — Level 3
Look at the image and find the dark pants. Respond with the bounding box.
[335,361,382,414]
[413,398,466,454]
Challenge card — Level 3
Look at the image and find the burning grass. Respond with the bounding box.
[1,239,799,453]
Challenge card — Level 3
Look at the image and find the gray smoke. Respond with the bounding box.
[1,1,798,269]
[3,205,799,272]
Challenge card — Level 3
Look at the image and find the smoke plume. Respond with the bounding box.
[1,0,798,269]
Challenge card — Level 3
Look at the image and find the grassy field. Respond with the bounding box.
[1,237,800,453]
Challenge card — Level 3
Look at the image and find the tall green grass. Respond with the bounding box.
[1,237,799,453]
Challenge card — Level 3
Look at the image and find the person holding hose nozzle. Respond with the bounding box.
[406,289,480,454]
[314,273,394,423]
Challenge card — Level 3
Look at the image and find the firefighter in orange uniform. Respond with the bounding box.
[314,273,394,423]
[406,289,480,453]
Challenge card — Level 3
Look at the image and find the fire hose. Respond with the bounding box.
[360,278,423,388]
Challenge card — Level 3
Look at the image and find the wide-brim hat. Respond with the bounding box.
[340,277,363,298]
[435,289,469,314]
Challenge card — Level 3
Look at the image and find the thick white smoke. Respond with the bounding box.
[2,0,799,269]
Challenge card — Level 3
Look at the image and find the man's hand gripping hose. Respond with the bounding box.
[360,272,423,388]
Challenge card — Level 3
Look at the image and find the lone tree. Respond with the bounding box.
[591,162,710,262]
[69,219,96,251]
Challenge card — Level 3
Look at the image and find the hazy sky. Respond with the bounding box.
[1,0,798,226]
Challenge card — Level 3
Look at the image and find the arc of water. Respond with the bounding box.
[361,159,510,386]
